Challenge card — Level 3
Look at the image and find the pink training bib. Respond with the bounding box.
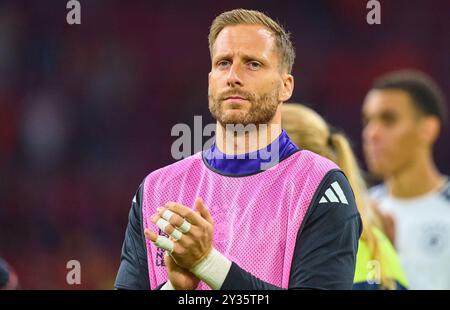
[142,150,338,289]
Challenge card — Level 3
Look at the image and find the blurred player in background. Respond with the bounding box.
[362,70,450,289]
[282,103,408,290]
[0,257,19,290]
[115,9,362,290]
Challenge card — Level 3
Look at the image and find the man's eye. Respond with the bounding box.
[217,60,230,68]
[381,115,397,127]
[248,61,261,70]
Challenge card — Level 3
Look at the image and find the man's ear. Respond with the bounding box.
[278,74,294,103]
[419,116,440,145]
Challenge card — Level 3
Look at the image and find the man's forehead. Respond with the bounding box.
[363,89,413,115]
[212,24,276,57]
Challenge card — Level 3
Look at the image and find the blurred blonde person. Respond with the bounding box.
[282,103,408,290]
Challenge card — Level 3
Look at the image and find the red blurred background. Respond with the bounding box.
[0,0,448,288]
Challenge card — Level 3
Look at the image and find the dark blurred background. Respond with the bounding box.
[0,0,448,289]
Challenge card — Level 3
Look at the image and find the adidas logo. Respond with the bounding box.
[319,181,348,205]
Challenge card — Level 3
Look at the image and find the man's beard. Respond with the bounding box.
[208,87,280,126]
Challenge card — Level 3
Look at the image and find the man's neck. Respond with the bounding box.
[386,154,445,199]
[215,122,282,155]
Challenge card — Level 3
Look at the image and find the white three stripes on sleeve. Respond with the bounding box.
[319,181,349,205]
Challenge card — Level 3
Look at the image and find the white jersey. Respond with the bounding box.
[369,178,450,290]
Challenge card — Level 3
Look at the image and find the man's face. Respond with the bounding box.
[362,89,422,177]
[208,24,286,126]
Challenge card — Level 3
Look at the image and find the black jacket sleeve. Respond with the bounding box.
[220,170,362,290]
[115,183,150,290]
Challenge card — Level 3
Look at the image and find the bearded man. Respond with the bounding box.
[115,9,362,290]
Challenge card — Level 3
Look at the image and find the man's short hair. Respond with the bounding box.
[371,70,447,126]
[208,9,295,74]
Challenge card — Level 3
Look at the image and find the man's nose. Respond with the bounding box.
[226,63,243,87]
[363,122,382,143]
